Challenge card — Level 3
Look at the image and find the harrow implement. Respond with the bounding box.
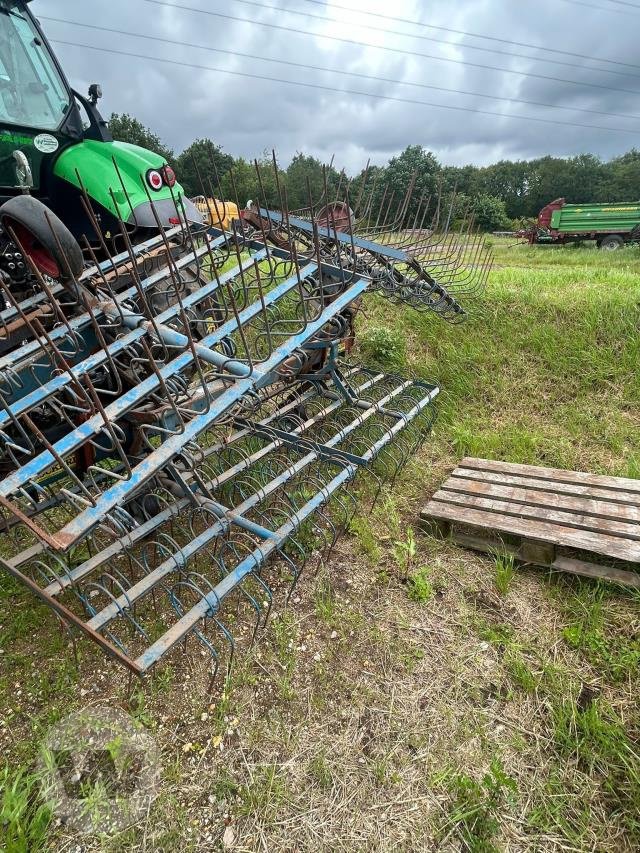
[0,164,488,681]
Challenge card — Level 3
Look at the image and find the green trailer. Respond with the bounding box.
[529,197,640,250]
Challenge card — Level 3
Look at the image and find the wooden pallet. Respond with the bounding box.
[420,457,640,588]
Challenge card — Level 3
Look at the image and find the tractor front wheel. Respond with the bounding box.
[0,195,83,281]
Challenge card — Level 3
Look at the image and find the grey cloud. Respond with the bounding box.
[38,0,639,171]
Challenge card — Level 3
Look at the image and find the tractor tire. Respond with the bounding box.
[0,195,83,281]
[599,234,624,251]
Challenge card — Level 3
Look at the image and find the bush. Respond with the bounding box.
[470,194,511,232]
[358,326,406,368]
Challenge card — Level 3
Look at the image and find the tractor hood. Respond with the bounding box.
[53,139,202,229]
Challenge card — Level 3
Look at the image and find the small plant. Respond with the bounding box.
[313,576,337,626]
[503,650,537,693]
[358,326,406,368]
[349,515,381,562]
[393,527,417,580]
[407,566,433,603]
[0,765,52,853]
[625,454,640,479]
[438,758,517,852]
[560,582,640,683]
[551,696,640,837]
[494,552,515,596]
[308,752,333,790]
[237,764,288,820]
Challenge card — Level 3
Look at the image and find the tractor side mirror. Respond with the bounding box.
[88,83,102,106]
[13,151,33,191]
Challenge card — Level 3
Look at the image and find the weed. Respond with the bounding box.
[437,758,517,852]
[475,620,513,649]
[552,697,640,838]
[626,454,640,479]
[313,577,336,626]
[210,769,240,803]
[308,752,333,789]
[237,764,288,820]
[503,650,537,693]
[526,768,593,844]
[349,515,381,562]
[393,527,417,580]
[128,687,154,730]
[0,765,52,853]
[269,613,297,699]
[370,756,400,787]
[358,326,406,368]
[558,581,640,682]
[407,566,433,603]
[494,553,515,596]
[400,644,425,672]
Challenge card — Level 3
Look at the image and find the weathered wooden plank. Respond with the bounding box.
[551,556,640,589]
[448,529,555,565]
[450,467,640,507]
[419,517,451,539]
[439,478,640,524]
[421,500,640,562]
[460,457,640,495]
[432,488,640,541]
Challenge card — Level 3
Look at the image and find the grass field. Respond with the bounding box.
[1,238,639,851]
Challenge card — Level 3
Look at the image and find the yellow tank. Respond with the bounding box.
[193,196,239,230]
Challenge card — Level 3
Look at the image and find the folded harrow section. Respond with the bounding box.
[3,368,436,675]
[0,155,490,677]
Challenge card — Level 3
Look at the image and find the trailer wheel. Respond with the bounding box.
[0,195,83,281]
[599,234,624,251]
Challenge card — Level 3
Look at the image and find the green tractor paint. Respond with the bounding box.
[0,0,201,282]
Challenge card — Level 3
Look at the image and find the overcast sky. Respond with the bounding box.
[37,0,640,173]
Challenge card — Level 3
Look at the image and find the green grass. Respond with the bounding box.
[551,698,640,839]
[435,759,517,852]
[494,553,515,596]
[556,581,640,683]
[1,239,640,851]
[358,239,640,477]
[0,766,52,853]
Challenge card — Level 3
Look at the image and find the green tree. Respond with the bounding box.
[378,145,441,225]
[220,155,285,208]
[284,153,342,211]
[468,193,510,231]
[175,138,234,198]
[477,159,532,218]
[107,113,174,165]
[601,149,640,201]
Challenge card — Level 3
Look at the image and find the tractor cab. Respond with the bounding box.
[0,0,87,197]
[0,0,200,266]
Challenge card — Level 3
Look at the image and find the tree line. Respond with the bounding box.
[109,113,640,232]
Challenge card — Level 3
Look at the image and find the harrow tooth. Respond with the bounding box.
[0,153,490,681]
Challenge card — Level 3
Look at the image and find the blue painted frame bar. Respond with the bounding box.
[0,261,320,502]
[132,381,437,671]
[37,277,369,547]
[257,208,412,262]
[0,247,269,420]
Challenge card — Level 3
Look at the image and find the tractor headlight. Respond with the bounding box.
[146,169,163,191]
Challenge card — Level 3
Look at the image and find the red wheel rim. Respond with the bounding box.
[4,218,60,279]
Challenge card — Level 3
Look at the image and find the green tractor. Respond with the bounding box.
[0,0,201,290]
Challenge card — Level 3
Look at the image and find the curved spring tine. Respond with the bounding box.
[165,580,221,666]
[271,546,302,603]
[86,576,150,642]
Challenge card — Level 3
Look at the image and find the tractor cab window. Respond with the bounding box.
[0,2,70,130]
